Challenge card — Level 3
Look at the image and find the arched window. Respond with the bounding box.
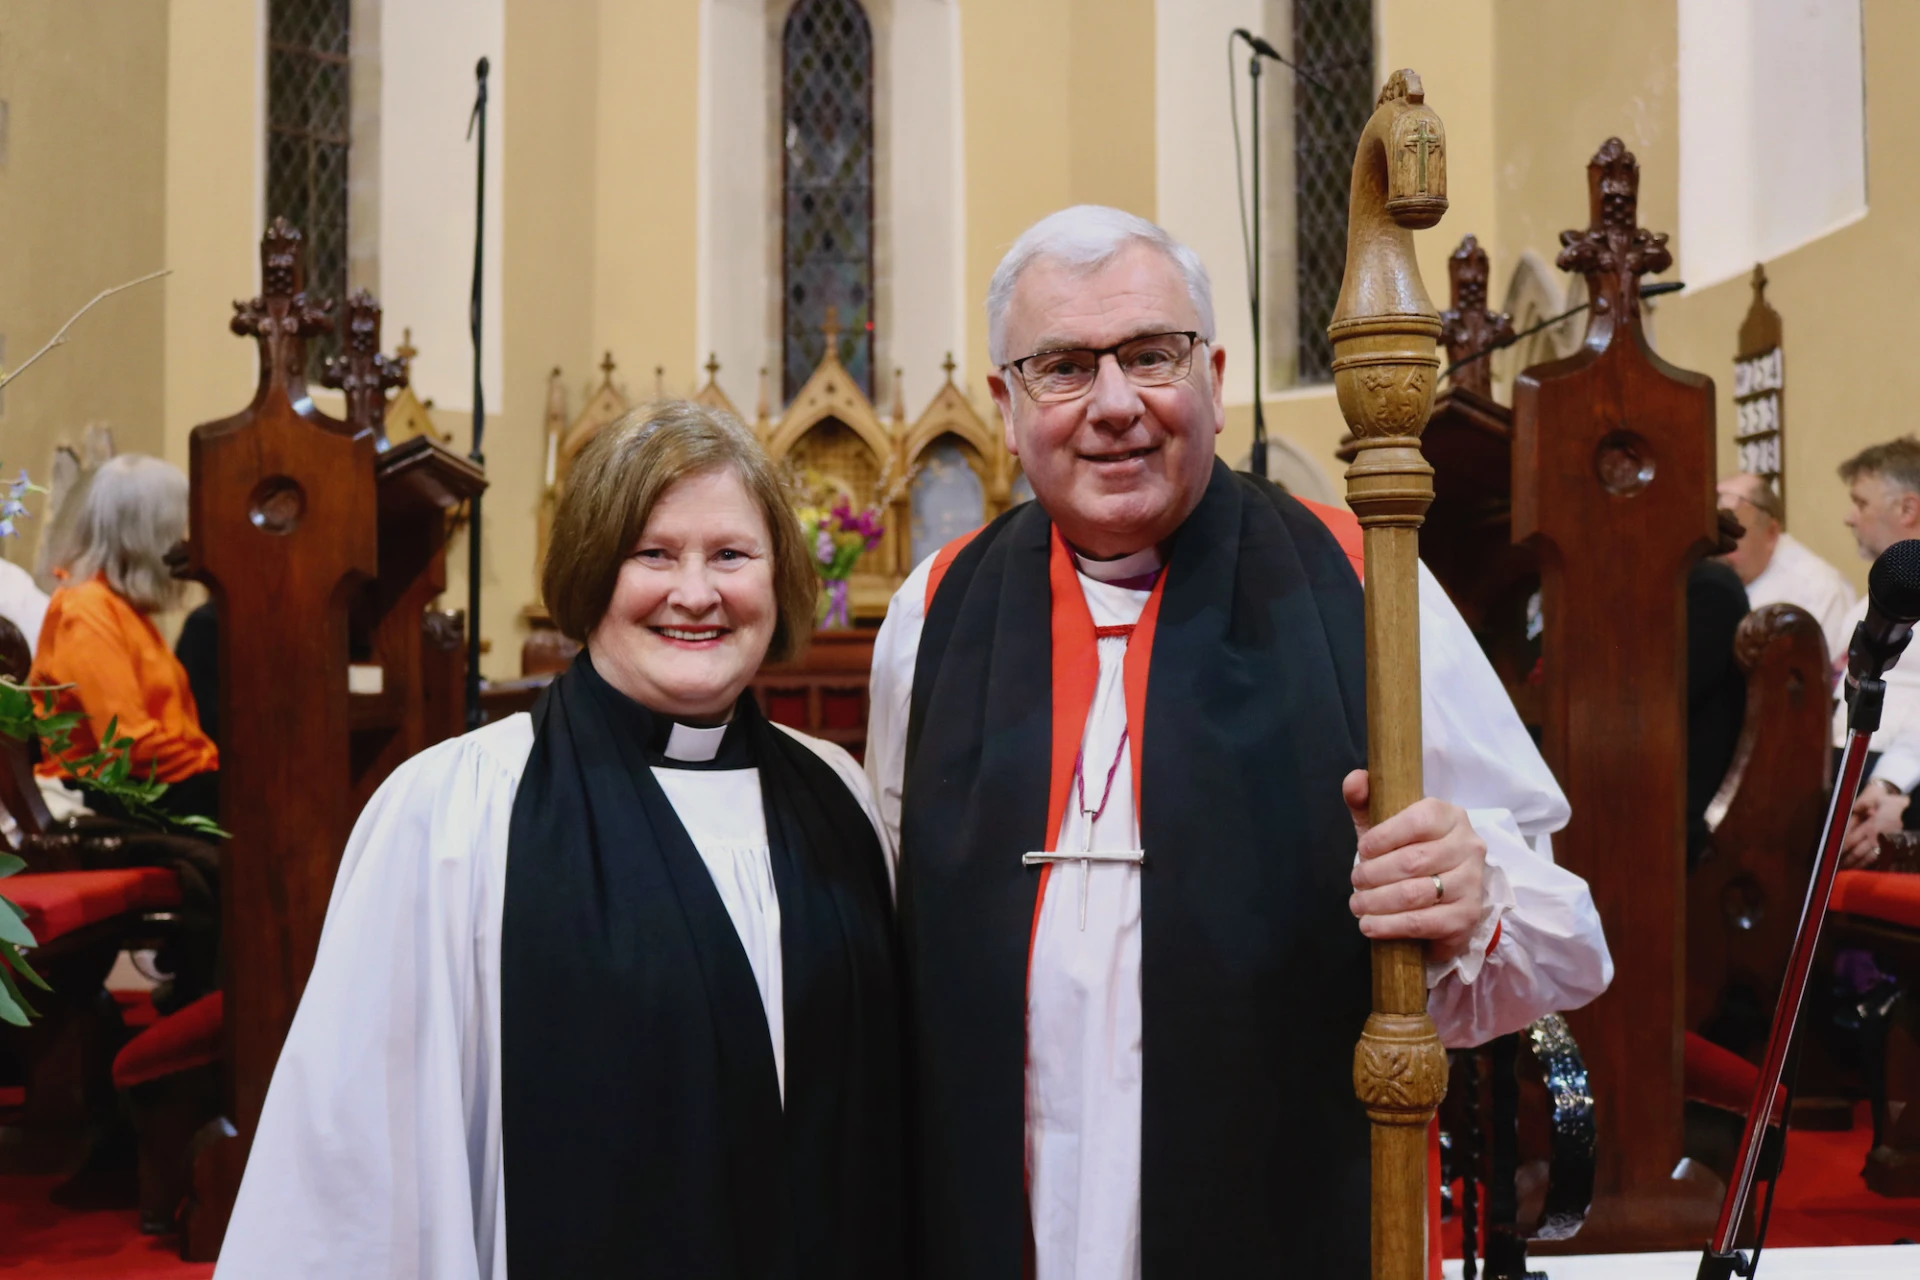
[782,0,876,400]
[1289,0,1375,383]
[266,0,353,377]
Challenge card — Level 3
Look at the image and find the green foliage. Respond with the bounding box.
[0,678,227,1024]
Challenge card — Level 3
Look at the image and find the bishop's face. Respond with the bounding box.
[989,242,1226,560]
[588,466,778,723]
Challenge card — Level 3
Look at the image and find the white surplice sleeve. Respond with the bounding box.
[866,553,934,865]
[864,552,1613,1049]
[1417,564,1613,1047]
[215,714,533,1280]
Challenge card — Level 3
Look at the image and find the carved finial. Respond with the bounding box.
[822,304,841,351]
[230,217,335,394]
[396,326,418,364]
[755,366,770,423]
[1438,235,1514,399]
[889,367,906,423]
[319,289,406,442]
[1751,262,1768,298]
[942,351,957,383]
[1555,138,1672,340]
[704,352,721,383]
[599,350,616,385]
[1377,68,1425,106]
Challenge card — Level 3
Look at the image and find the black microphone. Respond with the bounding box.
[1848,539,1920,684]
[1233,28,1285,61]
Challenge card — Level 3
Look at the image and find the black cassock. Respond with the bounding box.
[502,654,902,1279]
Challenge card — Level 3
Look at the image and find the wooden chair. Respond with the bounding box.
[1690,604,1833,1057]
[1829,857,1920,1196]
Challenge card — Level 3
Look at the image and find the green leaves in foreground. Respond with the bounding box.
[0,679,229,1023]
[0,856,47,1028]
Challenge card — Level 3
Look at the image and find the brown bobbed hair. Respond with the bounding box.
[541,400,817,663]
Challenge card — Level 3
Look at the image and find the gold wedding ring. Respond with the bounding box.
[1431,874,1444,902]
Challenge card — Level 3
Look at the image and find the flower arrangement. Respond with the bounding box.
[791,463,910,629]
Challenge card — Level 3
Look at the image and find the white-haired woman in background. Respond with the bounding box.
[31,453,219,822]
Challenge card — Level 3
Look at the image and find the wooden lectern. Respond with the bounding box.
[181,219,379,1255]
[1513,139,1721,1251]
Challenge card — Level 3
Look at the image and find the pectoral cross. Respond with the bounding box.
[1406,118,1440,194]
[1022,842,1146,930]
[1022,726,1143,930]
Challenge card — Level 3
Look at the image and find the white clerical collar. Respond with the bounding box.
[663,721,728,763]
[1073,544,1164,584]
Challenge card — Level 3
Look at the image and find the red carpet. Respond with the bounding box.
[0,1176,211,1278]
[1443,1103,1920,1258]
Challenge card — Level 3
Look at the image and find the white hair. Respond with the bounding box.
[66,453,189,614]
[986,205,1216,366]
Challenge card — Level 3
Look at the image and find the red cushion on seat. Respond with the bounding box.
[112,991,222,1089]
[1686,1030,1785,1122]
[0,868,181,944]
[1832,869,1920,930]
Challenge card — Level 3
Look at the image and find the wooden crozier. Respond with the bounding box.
[1332,70,1450,1280]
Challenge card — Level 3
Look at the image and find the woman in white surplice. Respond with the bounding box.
[217,403,904,1280]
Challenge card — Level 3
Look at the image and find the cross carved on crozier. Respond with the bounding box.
[1404,117,1441,196]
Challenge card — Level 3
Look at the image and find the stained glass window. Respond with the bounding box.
[267,0,352,379]
[1291,0,1375,383]
[782,0,875,401]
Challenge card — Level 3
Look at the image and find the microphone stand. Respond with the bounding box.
[1248,47,1267,480]
[1696,673,1886,1278]
[464,57,489,731]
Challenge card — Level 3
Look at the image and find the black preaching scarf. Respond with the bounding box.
[901,459,1373,1277]
[502,653,902,1279]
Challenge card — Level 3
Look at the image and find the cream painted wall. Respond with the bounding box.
[959,0,1156,409]
[378,0,505,413]
[698,0,771,398]
[0,0,169,559]
[595,0,701,399]
[1678,0,1866,292]
[439,0,599,680]
[1153,0,1266,408]
[163,0,262,470]
[887,0,965,407]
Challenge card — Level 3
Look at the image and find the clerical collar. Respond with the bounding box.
[645,712,753,770]
[1072,543,1164,589]
[577,651,755,770]
[663,722,727,762]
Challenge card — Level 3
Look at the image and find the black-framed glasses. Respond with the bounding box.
[1003,331,1207,403]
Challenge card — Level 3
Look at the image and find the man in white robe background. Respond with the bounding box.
[1716,471,1855,660]
[1831,438,1920,862]
[867,206,1613,1278]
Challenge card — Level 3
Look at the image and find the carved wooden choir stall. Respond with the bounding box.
[1390,141,1839,1260]
[168,220,481,1257]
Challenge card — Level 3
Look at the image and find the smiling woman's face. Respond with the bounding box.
[586,466,777,722]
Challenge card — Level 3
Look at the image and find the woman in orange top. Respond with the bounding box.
[32,454,219,821]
